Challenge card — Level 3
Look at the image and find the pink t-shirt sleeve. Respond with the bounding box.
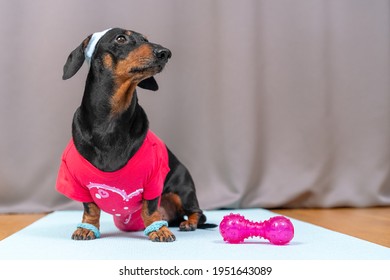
[142,140,170,200]
[56,150,93,203]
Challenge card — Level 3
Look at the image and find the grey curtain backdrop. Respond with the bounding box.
[1,0,389,213]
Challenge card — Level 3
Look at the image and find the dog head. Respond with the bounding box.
[62,28,171,92]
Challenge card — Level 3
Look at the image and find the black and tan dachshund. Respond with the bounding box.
[56,28,211,242]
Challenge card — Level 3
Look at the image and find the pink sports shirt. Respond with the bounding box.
[56,130,170,231]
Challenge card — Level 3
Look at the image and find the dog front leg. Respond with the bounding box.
[142,198,175,242]
[72,202,101,240]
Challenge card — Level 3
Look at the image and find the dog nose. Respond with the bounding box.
[154,48,172,60]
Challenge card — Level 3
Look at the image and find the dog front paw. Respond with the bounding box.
[148,226,176,242]
[71,228,97,240]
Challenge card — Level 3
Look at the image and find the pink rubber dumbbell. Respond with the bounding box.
[219,213,294,245]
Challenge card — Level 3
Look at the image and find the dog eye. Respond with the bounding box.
[116,35,127,44]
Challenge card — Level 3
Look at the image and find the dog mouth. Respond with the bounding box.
[130,64,164,74]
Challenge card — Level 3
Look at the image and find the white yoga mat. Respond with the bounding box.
[0,209,389,260]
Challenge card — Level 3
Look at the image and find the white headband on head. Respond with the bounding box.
[85,28,112,64]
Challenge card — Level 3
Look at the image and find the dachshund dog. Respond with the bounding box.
[56,28,210,242]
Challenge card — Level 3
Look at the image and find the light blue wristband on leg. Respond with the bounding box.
[144,221,168,236]
[77,223,101,238]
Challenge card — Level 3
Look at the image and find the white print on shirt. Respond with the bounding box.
[86,182,144,221]
[87,182,143,202]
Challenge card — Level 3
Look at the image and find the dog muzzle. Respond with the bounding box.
[85,28,112,64]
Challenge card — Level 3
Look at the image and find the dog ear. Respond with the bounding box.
[62,35,92,80]
[137,76,159,91]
